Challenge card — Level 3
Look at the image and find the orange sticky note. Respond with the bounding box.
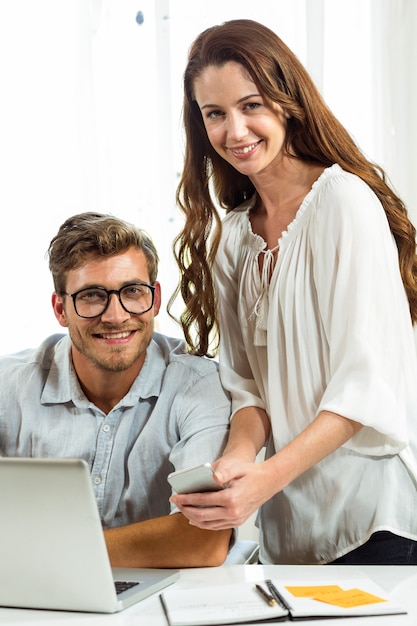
[285,585,343,598]
[313,588,387,608]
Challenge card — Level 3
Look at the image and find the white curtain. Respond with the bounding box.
[0,0,416,354]
[371,0,417,219]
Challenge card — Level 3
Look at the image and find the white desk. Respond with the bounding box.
[1,565,416,625]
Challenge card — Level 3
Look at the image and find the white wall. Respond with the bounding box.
[0,0,416,359]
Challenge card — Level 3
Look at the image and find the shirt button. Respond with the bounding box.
[93,476,102,485]
[103,424,110,432]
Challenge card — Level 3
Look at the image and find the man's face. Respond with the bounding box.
[52,247,161,374]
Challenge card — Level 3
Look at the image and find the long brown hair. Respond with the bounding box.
[170,19,417,356]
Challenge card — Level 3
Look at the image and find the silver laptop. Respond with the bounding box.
[0,457,179,613]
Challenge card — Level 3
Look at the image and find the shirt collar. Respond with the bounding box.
[118,338,164,407]
[40,334,165,409]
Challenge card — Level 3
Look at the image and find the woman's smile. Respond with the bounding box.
[228,140,263,158]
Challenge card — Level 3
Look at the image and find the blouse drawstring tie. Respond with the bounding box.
[251,246,278,346]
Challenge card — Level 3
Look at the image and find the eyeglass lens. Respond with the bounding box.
[74,284,153,318]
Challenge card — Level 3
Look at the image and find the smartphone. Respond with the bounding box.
[167,463,225,494]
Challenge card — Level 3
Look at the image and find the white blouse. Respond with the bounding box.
[214,164,417,563]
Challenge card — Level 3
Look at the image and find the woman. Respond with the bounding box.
[170,19,417,564]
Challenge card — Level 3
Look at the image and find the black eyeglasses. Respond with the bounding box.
[64,283,155,318]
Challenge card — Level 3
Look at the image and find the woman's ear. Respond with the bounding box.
[52,293,69,328]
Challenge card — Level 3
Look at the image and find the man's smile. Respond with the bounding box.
[95,330,136,340]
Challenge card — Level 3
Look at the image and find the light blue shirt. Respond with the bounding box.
[0,332,231,529]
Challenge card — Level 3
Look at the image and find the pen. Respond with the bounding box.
[265,579,292,611]
[255,583,277,606]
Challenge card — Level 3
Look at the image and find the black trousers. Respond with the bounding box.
[328,531,417,565]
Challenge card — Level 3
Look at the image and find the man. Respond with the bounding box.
[0,212,232,567]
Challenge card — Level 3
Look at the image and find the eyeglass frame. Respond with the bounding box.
[63,282,156,319]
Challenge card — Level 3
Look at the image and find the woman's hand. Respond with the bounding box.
[170,456,278,530]
[171,410,363,531]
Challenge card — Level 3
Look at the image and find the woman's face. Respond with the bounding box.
[193,61,288,180]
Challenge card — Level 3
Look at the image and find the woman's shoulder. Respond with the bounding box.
[310,165,389,245]
[216,197,260,269]
[316,164,377,204]
[222,196,254,222]
[220,198,254,244]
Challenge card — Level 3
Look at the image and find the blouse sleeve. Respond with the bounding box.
[312,172,417,454]
[214,211,267,417]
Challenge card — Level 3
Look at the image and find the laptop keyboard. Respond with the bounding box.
[115,581,140,595]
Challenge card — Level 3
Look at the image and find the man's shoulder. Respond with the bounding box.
[0,334,69,373]
[151,332,219,377]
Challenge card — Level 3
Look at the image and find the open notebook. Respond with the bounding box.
[160,577,407,625]
[0,457,179,613]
